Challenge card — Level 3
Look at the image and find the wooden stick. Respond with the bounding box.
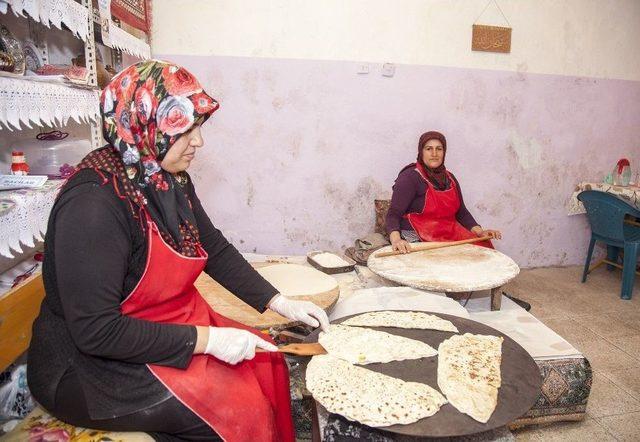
[375,235,493,258]
[257,343,326,356]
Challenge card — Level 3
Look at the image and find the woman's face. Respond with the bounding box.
[422,139,444,168]
[160,124,204,173]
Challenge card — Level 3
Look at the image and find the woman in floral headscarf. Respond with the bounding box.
[28,60,327,441]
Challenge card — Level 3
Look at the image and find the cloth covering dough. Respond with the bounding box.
[319,324,438,365]
[342,311,458,332]
[437,333,503,423]
[256,263,338,297]
[306,355,447,427]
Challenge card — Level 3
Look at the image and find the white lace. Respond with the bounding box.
[108,23,150,59]
[0,180,63,258]
[0,74,100,130]
[3,0,89,41]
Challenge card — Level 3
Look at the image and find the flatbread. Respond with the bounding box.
[342,311,458,332]
[306,354,447,427]
[319,324,437,365]
[311,252,350,268]
[437,333,503,423]
[255,264,338,297]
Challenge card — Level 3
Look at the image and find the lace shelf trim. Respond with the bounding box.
[0,180,64,258]
[3,0,90,41]
[0,74,100,130]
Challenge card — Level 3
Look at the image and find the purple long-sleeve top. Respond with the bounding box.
[385,167,479,234]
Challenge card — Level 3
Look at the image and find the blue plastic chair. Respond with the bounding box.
[578,190,640,299]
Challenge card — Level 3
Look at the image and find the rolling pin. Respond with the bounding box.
[375,235,493,258]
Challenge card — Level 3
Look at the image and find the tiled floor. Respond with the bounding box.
[504,265,640,441]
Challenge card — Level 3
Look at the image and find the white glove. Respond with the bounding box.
[205,327,278,365]
[268,294,330,331]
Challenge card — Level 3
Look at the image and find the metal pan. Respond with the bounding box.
[304,311,542,438]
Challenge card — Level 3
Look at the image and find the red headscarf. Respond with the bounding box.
[399,131,449,190]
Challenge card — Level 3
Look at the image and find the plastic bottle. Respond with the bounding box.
[10,151,30,176]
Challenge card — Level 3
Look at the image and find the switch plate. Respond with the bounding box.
[382,63,395,77]
[357,63,370,74]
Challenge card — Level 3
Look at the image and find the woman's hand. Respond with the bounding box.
[390,231,412,254]
[204,326,278,365]
[268,295,330,331]
[471,226,502,240]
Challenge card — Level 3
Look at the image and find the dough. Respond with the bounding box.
[319,324,437,365]
[256,264,338,297]
[342,311,458,332]
[306,354,447,427]
[311,252,350,268]
[437,333,503,423]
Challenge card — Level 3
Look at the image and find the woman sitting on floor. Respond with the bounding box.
[386,130,502,253]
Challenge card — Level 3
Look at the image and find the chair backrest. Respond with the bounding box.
[577,190,640,242]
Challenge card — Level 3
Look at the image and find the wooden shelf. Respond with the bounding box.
[0,272,44,372]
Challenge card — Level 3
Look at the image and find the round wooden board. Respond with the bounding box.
[367,244,520,292]
[304,312,542,438]
[195,262,340,329]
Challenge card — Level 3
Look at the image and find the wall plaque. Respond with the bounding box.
[472,24,511,53]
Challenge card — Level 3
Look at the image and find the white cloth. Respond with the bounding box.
[0,74,100,130]
[467,296,582,360]
[0,180,63,258]
[4,0,89,41]
[107,24,151,59]
[330,286,470,321]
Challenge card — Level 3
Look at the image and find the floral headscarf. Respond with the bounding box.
[77,60,219,256]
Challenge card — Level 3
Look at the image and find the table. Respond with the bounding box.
[367,244,520,311]
[568,181,640,215]
[195,262,340,329]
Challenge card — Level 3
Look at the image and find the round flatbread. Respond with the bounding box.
[256,263,338,297]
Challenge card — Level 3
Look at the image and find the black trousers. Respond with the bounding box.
[49,367,221,441]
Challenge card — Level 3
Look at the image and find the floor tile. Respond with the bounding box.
[602,368,640,401]
[597,411,640,442]
[571,314,640,339]
[573,337,640,374]
[513,417,616,441]
[607,335,640,360]
[586,372,640,418]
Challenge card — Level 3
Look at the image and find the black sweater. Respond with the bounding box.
[28,169,278,419]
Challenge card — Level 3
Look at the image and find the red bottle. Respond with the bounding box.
[10,151,30,175]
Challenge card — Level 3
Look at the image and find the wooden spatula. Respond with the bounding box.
[257,343,326,356]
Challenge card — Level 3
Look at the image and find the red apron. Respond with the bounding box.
[405,163,493,248]
[120,216,295,442]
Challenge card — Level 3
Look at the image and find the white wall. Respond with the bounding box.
[152,0,640,81]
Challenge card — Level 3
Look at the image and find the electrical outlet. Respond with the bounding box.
[382,63,395,77]
[357,63,370,74]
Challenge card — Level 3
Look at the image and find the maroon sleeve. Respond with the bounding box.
[386,169,419,234]
[451,174,480,230]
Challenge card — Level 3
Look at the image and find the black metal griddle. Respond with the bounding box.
[303,311,542,438]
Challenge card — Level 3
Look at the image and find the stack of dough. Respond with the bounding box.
[437,333,503,423]
[318,324,437,365]
[342,311,458,332]
[306,355,447,427]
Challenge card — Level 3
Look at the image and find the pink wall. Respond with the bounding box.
[160,54,640,268]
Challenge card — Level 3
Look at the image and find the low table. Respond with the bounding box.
[367,244,520,311]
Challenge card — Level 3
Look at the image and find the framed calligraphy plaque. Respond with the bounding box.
[472,24,511,53]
